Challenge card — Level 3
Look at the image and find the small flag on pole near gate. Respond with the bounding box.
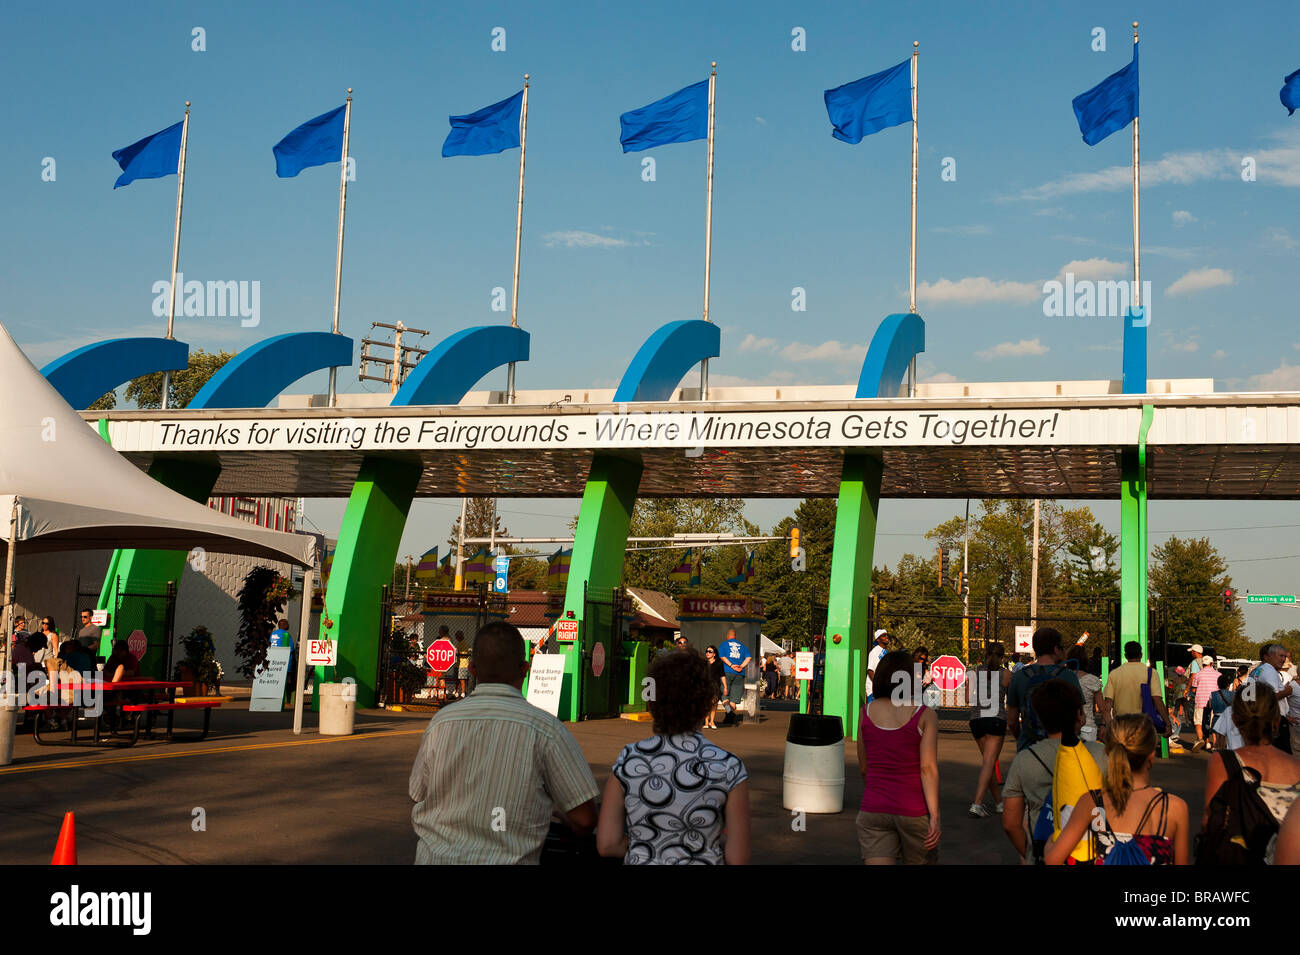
[439,553,454,581]
[547,548,572,588]
[273,104,346,177]
[619,79,709,152]
[414,547,439,580]
[442,90,524,157]
[823,60,912,144]
[689,551,703,587]
[669,549,693,583]
[1072,44,1139,145]
[112,120,184,188]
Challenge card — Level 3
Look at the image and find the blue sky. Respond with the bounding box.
[4,0,1300,639]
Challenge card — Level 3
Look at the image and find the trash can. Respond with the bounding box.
[782,713,845,813]
[319,682,356,736]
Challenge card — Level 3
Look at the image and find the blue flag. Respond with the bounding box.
[442,90,523,158]
[1282,68,1300,116]
[111,120,183,189]
[824,60,912,144]
[619,80,708,153]
[273,105,346,178]
[1072,44,1139,145]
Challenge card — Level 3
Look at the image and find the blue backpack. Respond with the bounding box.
[1139,666,1167,733]
[1019,663,1068,743]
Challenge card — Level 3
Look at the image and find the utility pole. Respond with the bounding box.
[404,554,413,601]
[1030,499,1041,631]
[962,499,970,658]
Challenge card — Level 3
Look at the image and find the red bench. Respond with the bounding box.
[122,700,222,741]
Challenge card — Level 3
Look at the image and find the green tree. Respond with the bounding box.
[1059,524,1121,603]
[1148,536,1245,654]
[233,567,297,679]
[125,349,236,409]
[751,499,834,648]
[88,391,117,410]
[620,499,755,598]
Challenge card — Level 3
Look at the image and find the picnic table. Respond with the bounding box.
[23,679,222,747]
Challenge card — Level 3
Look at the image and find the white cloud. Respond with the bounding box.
[1247,361,1300,392]
[1168,340,1199,353]
[920,371,958,383]
[1213,349,1227,359]
[1058,258,1126,281]
[1264,226,1299,250]
[737,333,778,353]
[541,230,639,249]
[975,338,1049,360]
[931,224,992,235]
[1165,267,1234,296]
[1013,149,1234,201]
[754,116,767,125]
[916,276,1040,306]
[1173,210,1196,226]
[780,339,868,364]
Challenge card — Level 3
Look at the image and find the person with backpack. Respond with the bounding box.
[1199,684,1300,865]
[1099,641,1171,738]
[1006,628,1080,753]
[1001,679,1105,864]
[1046,714,1189,865]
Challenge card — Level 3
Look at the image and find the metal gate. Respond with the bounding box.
[581,584,628,720]
[111,580,177,681]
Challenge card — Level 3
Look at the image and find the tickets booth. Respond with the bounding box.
[677,596,767,722]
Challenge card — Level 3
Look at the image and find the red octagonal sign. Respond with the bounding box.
[127,629,148,660]
[930,655,967,692]
[426,638,457,673]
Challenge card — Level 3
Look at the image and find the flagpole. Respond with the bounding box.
[507,75,529,405]
[328,89,353,409]
[160,101,190,411]
[909,41,919,397]
[1131,23,1141,318]
[700,62,717,401]
[454,497,467,592]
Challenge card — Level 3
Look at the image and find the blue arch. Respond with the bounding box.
[392,325,530,406]
[41,338,189,409]
[613,320,721,403]
[855,312,925,399]
[191,332,354,409]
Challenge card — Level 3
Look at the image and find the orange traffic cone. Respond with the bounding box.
[51,811,76,865]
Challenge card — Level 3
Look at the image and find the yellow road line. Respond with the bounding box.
[0,728,426,776]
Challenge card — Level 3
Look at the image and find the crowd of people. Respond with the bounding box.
[408,619,1300,866]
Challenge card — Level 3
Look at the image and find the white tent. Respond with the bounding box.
[0,321,315,643]
[760,633,785,657]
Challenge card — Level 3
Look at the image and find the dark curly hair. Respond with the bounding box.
[647,648,715,735]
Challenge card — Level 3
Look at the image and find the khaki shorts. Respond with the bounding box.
[856,811,937,865]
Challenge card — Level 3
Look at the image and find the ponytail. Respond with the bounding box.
[1104,714,1157,815]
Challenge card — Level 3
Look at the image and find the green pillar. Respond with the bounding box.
[98,457,221,679]
[559,453,642,723]
[823,452,884,740]
[1119,405,1154,660]
[321,457,422,709]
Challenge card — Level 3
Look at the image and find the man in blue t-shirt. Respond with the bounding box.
[1006,627,1080,752]
[718,629,751,726]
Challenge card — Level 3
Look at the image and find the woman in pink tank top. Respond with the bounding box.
[855,650,940,864]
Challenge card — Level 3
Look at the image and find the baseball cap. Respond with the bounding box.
[874,629,889,640]
[1202,656,1216,667]
[1191,644,1204,654]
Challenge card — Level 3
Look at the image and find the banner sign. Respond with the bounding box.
[679,596,766,619]
[418,591,508,614]
[110,407,1118,454]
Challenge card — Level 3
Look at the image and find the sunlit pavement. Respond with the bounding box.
[0,701,1212,865]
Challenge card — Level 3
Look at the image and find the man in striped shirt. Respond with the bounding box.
[408,621,599,864]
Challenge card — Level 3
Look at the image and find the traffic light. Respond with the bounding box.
[1223,589,1234,612]
[789,527,801,559]
[971,617,983,638]
[956,571,969,596]
[939,547,950,587]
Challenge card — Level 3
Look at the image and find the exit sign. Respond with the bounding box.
[1247,594,1296,604]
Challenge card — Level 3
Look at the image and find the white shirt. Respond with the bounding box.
[1213,707,1245,750]
[864,643,888,698]
[1256,663,1289,719]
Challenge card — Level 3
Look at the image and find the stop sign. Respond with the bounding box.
[127,629,148,660]
[426,638,457,673]
[930,655,967,692]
